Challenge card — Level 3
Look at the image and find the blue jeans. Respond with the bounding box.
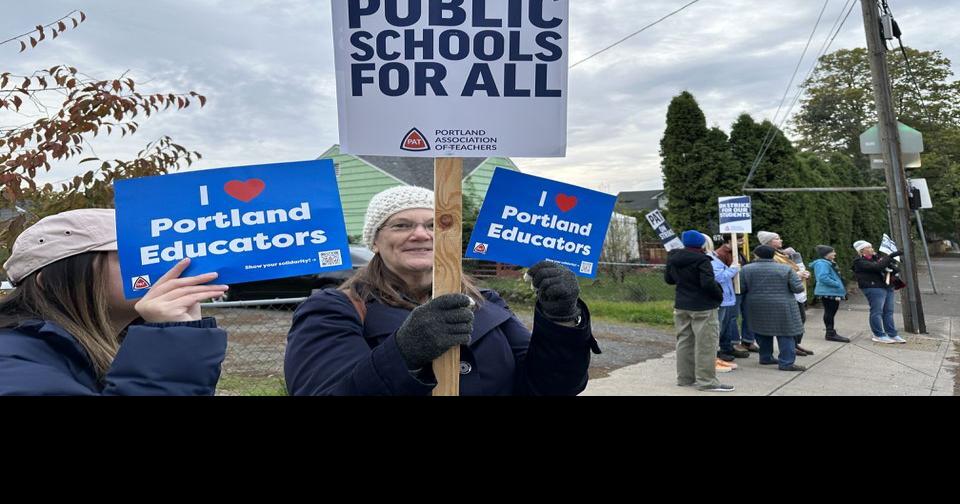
[863,287,898,338]
[736,293,755,344]
[718,305,739,353]
[756,334,796,369]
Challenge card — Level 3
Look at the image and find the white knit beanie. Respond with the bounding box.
[363,186,435,248]
[853,240,872,252]
[757,231,779,246]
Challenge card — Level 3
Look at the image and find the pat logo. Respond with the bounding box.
[400,128,430,152]
[131,276,151,291]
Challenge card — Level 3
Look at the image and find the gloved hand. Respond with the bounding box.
[879,252,902,268]
[527,261,581,324]
[395,294,474,370]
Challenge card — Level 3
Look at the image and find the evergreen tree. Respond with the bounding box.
[660,91,709,231]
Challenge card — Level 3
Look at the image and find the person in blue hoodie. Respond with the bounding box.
[0,209,229,396]
[809,245,850,343]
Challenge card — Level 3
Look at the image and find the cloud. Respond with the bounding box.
[4,0,959,194]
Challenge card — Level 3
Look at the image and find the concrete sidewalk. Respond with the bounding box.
[581,302,959,396]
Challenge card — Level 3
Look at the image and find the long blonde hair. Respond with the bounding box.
[0,252,119,378]
[701,233,716,253]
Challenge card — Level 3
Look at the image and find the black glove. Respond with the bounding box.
[879,253,901,268]
[528,261,581,324]
[395,294,473,370]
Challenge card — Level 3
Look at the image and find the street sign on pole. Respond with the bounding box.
[860,122,924,155]
[908,178,933,209]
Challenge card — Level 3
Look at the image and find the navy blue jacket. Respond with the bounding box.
[284,289,600,396]
[0,318,227,396]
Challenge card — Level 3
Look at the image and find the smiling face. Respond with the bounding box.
[372,208,435,277]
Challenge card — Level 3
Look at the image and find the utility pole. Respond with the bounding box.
[860,0,926,333]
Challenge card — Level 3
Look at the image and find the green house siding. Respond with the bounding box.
[321,146,404,237]
[319,147,520,239]
[463,157,518,209]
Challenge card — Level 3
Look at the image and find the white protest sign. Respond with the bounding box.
[645,209,683,251]
[880,233,901,262]
[718,196,752,234]
[331,0,569,157]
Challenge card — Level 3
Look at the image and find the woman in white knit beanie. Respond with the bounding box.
[284,185,599,396]
[756,230,815,356]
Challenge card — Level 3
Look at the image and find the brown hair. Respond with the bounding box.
[0,252,119,378]
[340,253,484,311]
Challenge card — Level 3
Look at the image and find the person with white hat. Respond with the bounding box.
[284,186,600,396]
[852,240,905,344]
[757,230,814,357]
[0,209,229,395]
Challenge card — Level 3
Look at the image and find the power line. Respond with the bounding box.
[569,0,703,69]
[777,0,859,134]
[743,0,858,190]
[742,0,832,189]
[882,0,936,124]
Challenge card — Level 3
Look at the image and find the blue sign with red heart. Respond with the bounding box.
[465,168,617,278]
[114,160,352,299]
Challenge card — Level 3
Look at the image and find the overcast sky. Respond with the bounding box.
[3,0,958,193]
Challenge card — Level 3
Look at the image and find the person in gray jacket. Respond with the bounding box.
[740,245,806,371]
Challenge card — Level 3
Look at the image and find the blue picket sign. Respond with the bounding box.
[465,168,616,278]
[114,160,352,299]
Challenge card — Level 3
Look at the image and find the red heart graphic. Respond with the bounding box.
[224,179,266,203]
[555,193,578,212]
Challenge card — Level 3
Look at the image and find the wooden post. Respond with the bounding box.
[432,157,463,396]
[741,234,750,260]
[730,233,741,294]
[861,0,925,333]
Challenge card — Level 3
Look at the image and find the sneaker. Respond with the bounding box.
[717,352,736,362]
[698,384,736,392]
[716,359,738,370]
[743,342,761,352]
[677,381,696,387]
[872,336,897,344]
[759,359,780,366]
[715,363,733,373]
[891,336,907,344]
[730,348,751,358]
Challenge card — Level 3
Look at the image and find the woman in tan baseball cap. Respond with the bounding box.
[0,208,230,395]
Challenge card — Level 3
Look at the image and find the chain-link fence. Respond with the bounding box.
[202,298,302,396]
[203,261,675,396]
[4,262,675,396]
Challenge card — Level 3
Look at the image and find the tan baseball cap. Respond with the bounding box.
[3,208,118,285]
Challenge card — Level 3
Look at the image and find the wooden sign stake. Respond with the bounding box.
[432,157,463,396]
[730,233,741,294]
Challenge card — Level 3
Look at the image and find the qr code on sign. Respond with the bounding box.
[319,250,343,267]
[579,261,593,275]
